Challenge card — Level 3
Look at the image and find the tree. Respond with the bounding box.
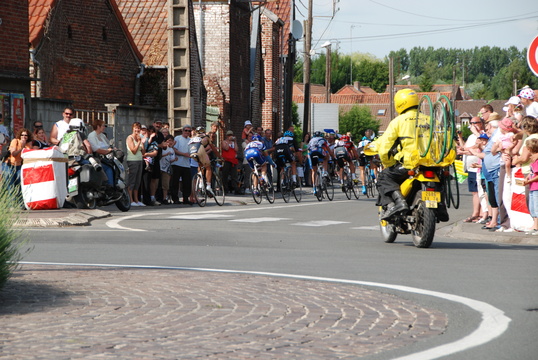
[339,105,380,142]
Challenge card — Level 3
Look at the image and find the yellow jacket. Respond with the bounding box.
[367,109,455,169]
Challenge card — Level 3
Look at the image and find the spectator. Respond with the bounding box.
[301,132,312,186]
[160,135,177,204]
[242,120,253,140]
[2,128,33,196]
[126,122,146,207]
[50,107,75,145]
[518,87,538,118]
[512,116,538,210]
[522,138,538,235]
[142,125,161,206]
[503,96,524,123]
[32,127,50,149]
[479,104,494,123]
[457,117,485,222]
[221,130,239,194]
[170,125,193,205]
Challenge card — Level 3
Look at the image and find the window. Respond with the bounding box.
[377,109,386,116]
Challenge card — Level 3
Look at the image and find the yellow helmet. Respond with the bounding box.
[394,88,419,114]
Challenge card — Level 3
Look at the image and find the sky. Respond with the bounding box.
[295,0,538,60]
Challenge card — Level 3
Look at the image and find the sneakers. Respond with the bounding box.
[525,229,538,235]
[137,201,146,207]
[131,202,139,207]
[150,200,161,206]
[361,185,367,195]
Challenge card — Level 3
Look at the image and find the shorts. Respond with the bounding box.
[467,171,478,192]
[245,148,266,169]
[358,155,374,167]
[309,151,324,167]
[127,160,143,190]
[335,148,351,168]
[275,144,295,166]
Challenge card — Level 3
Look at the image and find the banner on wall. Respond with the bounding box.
[12,93,25,128]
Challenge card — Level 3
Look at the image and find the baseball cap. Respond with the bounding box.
[244,120,252,127]
[504,96,520,106]
[478,133,489,140]
[226,130,234,136]
[141,124,147,129]
[518,88,535,100]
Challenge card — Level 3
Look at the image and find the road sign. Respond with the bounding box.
[528,35,538,77]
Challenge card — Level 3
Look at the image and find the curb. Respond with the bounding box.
[437,221,537,245]
[14,209,110,228]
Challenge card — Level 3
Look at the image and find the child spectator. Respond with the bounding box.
[160,135,177,204]
[523,138,538,235]
[492,118,518,183]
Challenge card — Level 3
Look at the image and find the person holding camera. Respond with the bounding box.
[221,130,240,194]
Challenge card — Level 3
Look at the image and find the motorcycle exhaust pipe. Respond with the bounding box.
[116,180,126,190]
[88,157,102,171]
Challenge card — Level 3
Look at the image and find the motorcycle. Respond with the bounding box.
[379,166,450,248]
[66,149,131,211]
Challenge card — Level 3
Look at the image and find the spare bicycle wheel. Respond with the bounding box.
[417,95,434,158]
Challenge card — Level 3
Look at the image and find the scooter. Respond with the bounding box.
[66,149,131,211]
[379,166,450,248]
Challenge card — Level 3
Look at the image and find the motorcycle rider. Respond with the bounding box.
[88,119,114,186]
[375,89,423,220]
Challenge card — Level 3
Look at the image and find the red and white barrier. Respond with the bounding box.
[504,167,533,231]
[21,147,68,210]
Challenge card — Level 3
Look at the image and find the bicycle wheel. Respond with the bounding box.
[446,163,460,209]
[324,173,335,201]
[265,181,275,204]
[293,175,302,202]
[431,100,449,163]
[212,174,225,206]
[350,172,359,200]
[417,95,434,158]
[342,170,351,200]
[250,173,262,204]
[366,170,376,198]
[192,174,207,207]
[281,168,291,203]
[314,170,323,201]
[438,95,455,156]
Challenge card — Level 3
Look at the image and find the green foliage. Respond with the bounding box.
[290,102,303,141]
[339,105,380,142]
[0,173,28,290]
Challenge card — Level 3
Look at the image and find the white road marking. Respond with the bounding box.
[351,225,379,230]
[20,261,512,360]
[230,217,291,223]
[170,214,234,220]
[291,220,350,227]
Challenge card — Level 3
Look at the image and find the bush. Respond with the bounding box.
[0,172,27,290]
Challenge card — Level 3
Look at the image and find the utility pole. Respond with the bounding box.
[302,0,313,136]
[389,56,394,121]
[350,25,356,85]
[323,42,331,103]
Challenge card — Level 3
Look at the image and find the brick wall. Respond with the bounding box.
[33,0,140,110]
[260,13,282,134]
[0,0,29,77]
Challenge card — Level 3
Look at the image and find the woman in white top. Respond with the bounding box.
[88,119,114,186]
[126,122,146,206]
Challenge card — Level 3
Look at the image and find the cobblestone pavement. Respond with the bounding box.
[0,265,448,359]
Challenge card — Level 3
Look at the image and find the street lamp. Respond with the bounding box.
[350,25,357,85]
[322,41,331,103]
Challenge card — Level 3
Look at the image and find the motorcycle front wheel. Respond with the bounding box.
[115,188,131,212]
[412,201,436,248]
[379,206,397,243]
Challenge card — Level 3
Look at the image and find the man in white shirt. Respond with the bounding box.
[50,107,75,145]
[170,125,193,205]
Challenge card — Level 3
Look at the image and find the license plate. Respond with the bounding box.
[422,191,440,208]
[68,177,78,194]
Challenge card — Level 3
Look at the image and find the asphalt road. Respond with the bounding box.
[16,190,538,359]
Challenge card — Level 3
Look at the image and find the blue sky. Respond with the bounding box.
[295,0,538,59]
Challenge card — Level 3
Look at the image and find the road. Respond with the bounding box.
[15,190,538,359]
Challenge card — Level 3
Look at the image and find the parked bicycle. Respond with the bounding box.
[192,158,225,207]
[251,163,275,204]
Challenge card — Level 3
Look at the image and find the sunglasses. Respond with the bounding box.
[183,129,192,132]
[64,113,73,116]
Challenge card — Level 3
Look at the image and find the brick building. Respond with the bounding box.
[0,0,31,137]
[29,0,143,111]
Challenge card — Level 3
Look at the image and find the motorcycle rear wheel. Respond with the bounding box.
[412,201,436,248]
[115,188,131,212]
[379,206,397,243]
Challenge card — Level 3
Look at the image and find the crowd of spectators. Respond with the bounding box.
[457,86,538,234]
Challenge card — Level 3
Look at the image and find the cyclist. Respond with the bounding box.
[357,129,378,195]
[334,134,358,191]
[188,126,214,194]
[274,130,298,187]
[307,131,333,192]
[244,134,269,193]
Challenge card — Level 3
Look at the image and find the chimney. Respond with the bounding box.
[354,81,361,91]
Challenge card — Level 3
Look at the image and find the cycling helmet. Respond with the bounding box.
[68,118,85,132]
[340,135,350,142]
[394,88,419,115]
[313,131,323,138]
[251,134,262,142]
[195,126,205,132]
[284,130,294,137]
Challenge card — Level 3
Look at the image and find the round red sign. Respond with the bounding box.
[528,35,538,77]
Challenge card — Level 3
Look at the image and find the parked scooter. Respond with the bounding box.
[66,149,130,211]
[378,166,450,248]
